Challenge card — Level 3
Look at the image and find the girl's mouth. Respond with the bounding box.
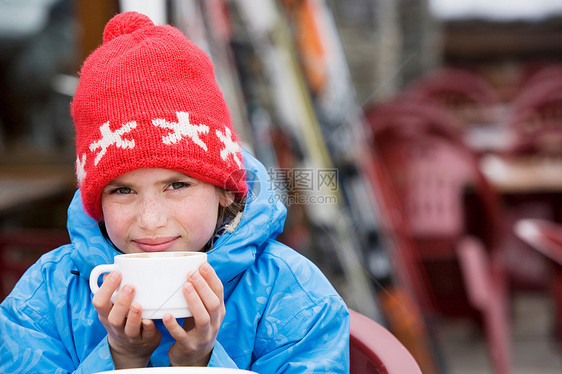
[132,236,180,252]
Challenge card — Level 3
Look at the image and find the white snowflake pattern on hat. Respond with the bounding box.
[216,126,242,168]
[75,153,87,185]
[89,121,137,165]
[152,111,209,150]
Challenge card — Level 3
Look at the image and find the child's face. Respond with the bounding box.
[101,168,232,253]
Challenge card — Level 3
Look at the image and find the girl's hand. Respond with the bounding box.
[164,263,225,367]
[92,271,162,369]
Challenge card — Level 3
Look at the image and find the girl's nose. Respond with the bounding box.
[136,195,167,230]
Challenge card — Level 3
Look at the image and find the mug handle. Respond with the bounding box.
[89,264,117,294]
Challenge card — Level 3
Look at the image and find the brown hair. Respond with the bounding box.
[204,189,247,251]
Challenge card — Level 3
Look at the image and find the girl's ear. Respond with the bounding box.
[219,190,235,207]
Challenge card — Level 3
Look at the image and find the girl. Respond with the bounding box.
[0,11,349,372]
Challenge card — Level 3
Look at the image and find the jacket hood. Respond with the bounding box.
[69,149,287,289]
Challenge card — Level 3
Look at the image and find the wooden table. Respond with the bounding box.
[464,124,517,154]
[480,154,562,193]
[480,154,562,288]
[0,165,75,216]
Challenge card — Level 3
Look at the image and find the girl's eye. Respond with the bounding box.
[170,181,190,190]
[111,187,132,195]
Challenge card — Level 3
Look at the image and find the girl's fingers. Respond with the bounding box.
[92,271,121,317]
[107,284,135,327]
[199,263,224,300]
[123,302,143,337]
[182,281,213,337]
[189,270,222,321]
[186,273,215,323]
[141,319,159,340]
[199,263,225,317]
[162,313,188,341]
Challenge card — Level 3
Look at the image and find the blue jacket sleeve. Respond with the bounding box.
[208,296,349,373]
[251,296,350,373]
[0,294,115,373]
[207,341,239,368]
[74,338,115,374]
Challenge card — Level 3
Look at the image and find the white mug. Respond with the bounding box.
[89,252,207,319]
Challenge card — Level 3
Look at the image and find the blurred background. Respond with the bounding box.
[2,0,562,373]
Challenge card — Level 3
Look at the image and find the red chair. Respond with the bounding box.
[515,219,562,264]
[405,67,500,127]
[349,309,422,374]
[508,79,562,156]
[361,147,442,374]
[365,102,511,374]
[520,64,562,94]
[0,228,69,301]
[365,97,465,143]
[514,219,562,342]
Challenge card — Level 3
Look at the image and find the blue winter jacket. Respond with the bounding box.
[0,150,350,373]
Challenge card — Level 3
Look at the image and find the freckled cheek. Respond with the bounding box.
[175,202,219,242]
[101,204,136,245]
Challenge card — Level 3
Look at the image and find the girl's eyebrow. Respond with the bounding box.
[103,171,197,190]
[102,176,138,191]
[160,172,196,184]
[164,178,200,189]
[102,181,129,192]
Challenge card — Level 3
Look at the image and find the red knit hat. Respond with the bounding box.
[71,12,247,220]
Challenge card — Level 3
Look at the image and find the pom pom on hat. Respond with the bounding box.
[102,11,154,43]
[72,11,247,220]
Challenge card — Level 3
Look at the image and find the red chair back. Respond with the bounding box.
[349,309,422,374]
[0,228,68,301]
[365,98,465,142]
[509,79,562,155]
[405,67,500,126]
